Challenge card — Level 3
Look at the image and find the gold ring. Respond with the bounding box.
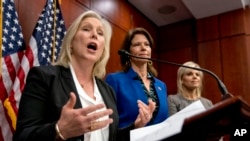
[90,121,95,130]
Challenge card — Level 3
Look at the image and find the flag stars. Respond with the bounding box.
[17,40,23,46]
[46,30,50,36]
[56,34,61,40]
[44,18,48,23]
[7,3,14,11]
[56,9,60,14]
[8,42,14,49]
[3,28,9,34]
[10,34,16,41]
[4,20,10,26]
[2,36,7,43]
[49,16,53,22]
[44,37,49,43]
[59,20,64,25]
[2,0,25,56]
[57,27,62,32]
[50,9,54,15]
[47,57,51,63]
[6,12,12,19]
[40,14,45,18]
[12,26,17,32]
[36,26,42,32]
[42,44,48,50]
[48,4,52,9]
[31,0,66,65]
[14,18,19,25]
[2,45,6,51]
[47,23,52,29]
[19,33,24,39]
[38,19,43,25]
[41,52,47,59]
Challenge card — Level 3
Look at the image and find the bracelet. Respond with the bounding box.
[55,123,66,140]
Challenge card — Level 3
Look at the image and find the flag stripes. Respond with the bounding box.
[0,0,66,140]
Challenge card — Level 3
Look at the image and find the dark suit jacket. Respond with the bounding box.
[13,65,121,141]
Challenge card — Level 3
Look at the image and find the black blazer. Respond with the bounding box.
[13,65,120,141]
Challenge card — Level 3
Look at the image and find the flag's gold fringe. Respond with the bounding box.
[4,98,17,130]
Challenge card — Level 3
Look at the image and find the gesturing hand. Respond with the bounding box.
[56,92,113,140]
[134,99,156,128]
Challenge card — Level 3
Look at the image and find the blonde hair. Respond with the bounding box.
[177,61,203,97]
[54,10,112,78]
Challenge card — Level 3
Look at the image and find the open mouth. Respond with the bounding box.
[87,43,97,50]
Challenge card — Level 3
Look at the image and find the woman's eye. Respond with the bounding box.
[145,43,150,47]
[195,73,200,77]
[97,31,104,36]
[83,28,90,31]
[131,43,139,47]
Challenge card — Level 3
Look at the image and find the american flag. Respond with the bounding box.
[0,0,66,140]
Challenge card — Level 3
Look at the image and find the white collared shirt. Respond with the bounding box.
[70,64,109,141]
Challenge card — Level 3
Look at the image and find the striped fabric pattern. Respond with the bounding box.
[0,0,66,140]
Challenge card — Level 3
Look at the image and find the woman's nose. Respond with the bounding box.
[91,31,97,39]
[141,45,147,50]
[193,75,198,79]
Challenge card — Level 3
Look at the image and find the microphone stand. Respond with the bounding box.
[118,50,231,99]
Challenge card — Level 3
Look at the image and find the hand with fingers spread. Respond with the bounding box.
[134,99,156,128]
[14,10,132,141]
[105,27,169,133]
[56,92,113,140]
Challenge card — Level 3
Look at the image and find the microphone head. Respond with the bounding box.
[118,49,129,56]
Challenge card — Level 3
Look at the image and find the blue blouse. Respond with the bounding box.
[105,67,169,128]
[135,72,159,123]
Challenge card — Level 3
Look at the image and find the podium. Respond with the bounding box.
[163,95,250,141]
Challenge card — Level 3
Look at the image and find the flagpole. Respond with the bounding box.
[0,0,3,76]
[51,0,57,63]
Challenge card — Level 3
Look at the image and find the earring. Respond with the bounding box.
[148,60,153,65]
[126,60,131,66]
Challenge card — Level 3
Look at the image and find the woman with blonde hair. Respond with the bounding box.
[168,61,213,116]
[14,10,147,141]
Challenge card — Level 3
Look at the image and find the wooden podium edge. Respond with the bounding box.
[184,95,250,124]
[164,95,250,141]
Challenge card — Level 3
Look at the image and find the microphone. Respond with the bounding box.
[118,49,230,98]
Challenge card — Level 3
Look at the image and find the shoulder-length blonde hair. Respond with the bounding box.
[54,10,112,78]
[177,61,204,97]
